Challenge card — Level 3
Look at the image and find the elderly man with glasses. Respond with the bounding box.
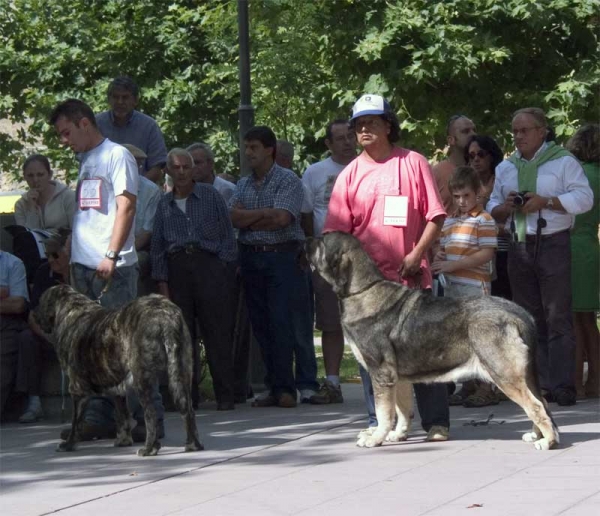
[488,107,593,407]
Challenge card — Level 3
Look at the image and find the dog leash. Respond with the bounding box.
[93,274,112,304]
[463,413,505,427]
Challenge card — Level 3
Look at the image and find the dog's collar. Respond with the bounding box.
[339,279,383,299]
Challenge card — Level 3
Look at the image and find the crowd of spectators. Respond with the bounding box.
[1,77,597,445]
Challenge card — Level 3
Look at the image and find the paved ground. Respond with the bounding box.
[1,384,599,516]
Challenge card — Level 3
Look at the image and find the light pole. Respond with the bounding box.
[237,0,254,177]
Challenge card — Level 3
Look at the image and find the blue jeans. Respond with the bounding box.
[240,249,317,398]
[360,365,449,431]
[70,263,164,425]
[291,269,319,392]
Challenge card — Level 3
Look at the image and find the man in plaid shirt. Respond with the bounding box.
[230,126,318,408]
[151,148,238,411]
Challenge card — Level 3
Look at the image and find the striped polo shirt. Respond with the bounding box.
[440,207,498,289]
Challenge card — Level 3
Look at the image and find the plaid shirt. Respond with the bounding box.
[151,183,237,282]
[229,163,305,245]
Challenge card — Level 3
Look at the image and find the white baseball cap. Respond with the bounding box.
[350,94,392,120]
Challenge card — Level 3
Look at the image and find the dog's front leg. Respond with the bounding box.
[57,395,85,452]
[357,380,395,448]
[387,380,412,442]
[113,395,133,447]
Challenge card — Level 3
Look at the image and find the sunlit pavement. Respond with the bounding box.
[1,384,598,516]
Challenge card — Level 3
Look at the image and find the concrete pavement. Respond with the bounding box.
[1,383,599,516]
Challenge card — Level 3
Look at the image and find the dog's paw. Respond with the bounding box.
[533,438,557,451]
[56,440,76,452]
[522,431,542,443]
[185,439,204,452]
[356,431,385,448]
[386,430,409,443]
[114,437,133,447]
[137,442,161,457]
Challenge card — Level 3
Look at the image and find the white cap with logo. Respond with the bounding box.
[350,94,392,120]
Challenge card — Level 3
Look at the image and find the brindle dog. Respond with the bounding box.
[306,232,559,451]
[34,284,203,456]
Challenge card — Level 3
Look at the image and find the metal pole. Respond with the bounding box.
[236,0,264,394]
[238,0,254,177]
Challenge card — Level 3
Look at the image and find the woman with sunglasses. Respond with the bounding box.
[14,229,71,423]
[464,135,511,300]
[448,136,509,408]
[14,154,76,231]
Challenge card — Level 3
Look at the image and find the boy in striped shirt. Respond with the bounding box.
[432,166,499,407]
[432,166,497,296]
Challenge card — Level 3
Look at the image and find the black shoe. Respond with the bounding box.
[217,401,235,411]
[59,422,117,441]
[554,389,576,407]
[131,420,165,443]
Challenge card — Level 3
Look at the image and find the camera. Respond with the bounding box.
[513,191,530,207]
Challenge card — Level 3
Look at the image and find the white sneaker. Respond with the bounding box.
[426,425,449,442]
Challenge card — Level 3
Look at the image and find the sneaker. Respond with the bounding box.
[19,406,43,424]
[277,392,297,408]
[426,425,449,442]
[309,380,344,405]
[299,389,317,404]
[131,420,165,443]
[59,422,117,441]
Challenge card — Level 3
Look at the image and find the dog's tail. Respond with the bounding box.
[164,312,194,409]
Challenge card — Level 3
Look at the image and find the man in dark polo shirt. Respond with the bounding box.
[151,148,238,410]
[230,126,318,408]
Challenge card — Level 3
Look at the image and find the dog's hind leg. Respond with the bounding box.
[387,380,412,442]
[113,395,133,447]
[492,375,559,450]
[57,395,86,452]
[134,380,161,457]
[166,319,203,452]
[357,380,396,448]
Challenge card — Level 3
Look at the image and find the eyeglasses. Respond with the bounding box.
[468,150,488,160]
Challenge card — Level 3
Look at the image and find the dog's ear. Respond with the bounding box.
[329,250,351,292]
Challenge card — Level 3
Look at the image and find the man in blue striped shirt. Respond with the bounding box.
[230,126,318,408]
[151,148,238,410]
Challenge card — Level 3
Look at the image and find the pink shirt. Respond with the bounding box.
[323,147,446,288]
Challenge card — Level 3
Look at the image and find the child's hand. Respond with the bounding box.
[431,260,457,274]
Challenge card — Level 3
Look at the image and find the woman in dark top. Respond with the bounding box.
[15,229,71,423]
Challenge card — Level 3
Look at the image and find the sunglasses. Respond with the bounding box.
[468,150,488,160]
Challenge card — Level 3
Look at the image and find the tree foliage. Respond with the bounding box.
[1,0,598,181]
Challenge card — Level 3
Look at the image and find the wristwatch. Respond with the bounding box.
[545,197,554,210]
[105,250,120,261]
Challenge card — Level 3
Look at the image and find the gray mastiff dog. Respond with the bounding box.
[34,284,203,456]
[306,231,559,451]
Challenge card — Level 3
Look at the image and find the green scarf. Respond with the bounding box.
[508,142,572,242]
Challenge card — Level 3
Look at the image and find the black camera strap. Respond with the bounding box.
[534,211,547,264]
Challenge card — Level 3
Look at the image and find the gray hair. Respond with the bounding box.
[166,148,194,169]
[186,142,214,162]
[276,139,294,160]
[512,107,547,128]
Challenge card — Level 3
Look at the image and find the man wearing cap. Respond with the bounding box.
[323,94,451,442]
[96,76,168,185]
[186,143,236,203]
[121,144,162,296]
